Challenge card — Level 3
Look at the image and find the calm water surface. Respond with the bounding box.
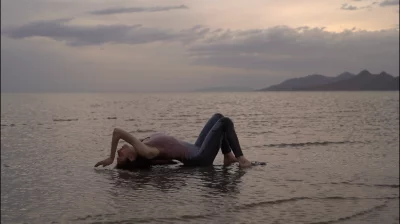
[1,92,399,224]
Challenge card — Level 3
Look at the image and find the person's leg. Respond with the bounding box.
[195,113,224,147]
[218,117,244,158]
[189,117,248,166]
[195,113,232,155]
[219,118,251,167]
[221,133,238,165]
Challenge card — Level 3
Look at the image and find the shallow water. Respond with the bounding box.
[1,92,399,224]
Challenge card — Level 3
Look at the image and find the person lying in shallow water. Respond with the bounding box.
[95,113,253,170]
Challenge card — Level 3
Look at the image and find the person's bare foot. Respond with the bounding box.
[238,156,252,168]
[223,153,238,166]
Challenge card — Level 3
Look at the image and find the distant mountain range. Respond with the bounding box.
[260,70,399,91]
[194,86,254,92]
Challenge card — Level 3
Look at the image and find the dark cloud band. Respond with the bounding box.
[2,20,398,72]
[379,0,399,6]
[341,3,359,10]
[90,5,188,15]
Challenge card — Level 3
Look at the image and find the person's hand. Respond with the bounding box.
[94,157,114,167]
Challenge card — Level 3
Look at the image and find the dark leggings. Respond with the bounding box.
[184,113,244,166]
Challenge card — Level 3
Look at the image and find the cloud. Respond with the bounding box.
[339,0,399,11]
[340,3,359,10]
[1,19,180,46]
[348,0,399,7]
[90,5,188,15]
[1,19,219,47]
[379,0,399,6]
[340,2,381,11]
[2,19,399,75]
[187,26,399,73]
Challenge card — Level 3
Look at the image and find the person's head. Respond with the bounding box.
[116,144,136,165]
[115,145,152,170]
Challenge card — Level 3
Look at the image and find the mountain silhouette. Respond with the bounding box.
[194,86,253,92]
[261,72,355,91]
[260,70,399,91]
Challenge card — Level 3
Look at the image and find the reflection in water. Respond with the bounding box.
[92,165,247,223]
[94,165,246,194]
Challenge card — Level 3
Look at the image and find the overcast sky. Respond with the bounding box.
[1,0,399,92]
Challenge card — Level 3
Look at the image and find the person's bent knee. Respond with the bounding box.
[213,113,224,119]
[219,117,234,126]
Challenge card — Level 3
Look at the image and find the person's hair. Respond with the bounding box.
[115,156,152,171]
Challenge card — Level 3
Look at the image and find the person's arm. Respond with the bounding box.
[95,128,160,167]
[111,128,160,159]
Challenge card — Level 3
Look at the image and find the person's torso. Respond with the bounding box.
[143,133,199,161]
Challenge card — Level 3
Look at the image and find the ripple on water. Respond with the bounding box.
[1,92,399,224]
